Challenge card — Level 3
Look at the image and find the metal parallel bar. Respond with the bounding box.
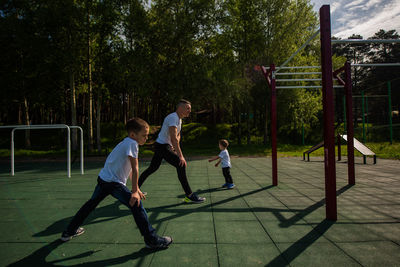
[320,5,337,221]
[353,95,388,98]
[264,66,321,70]
[352,63,400,67]
[276,29,321,73]
[276,78,322,82]
[276,72,322,75]
[276,85,344,89]
[332,39,400,44]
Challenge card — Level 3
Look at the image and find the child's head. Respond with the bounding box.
[219,139,229,150]
[126,118,149,145]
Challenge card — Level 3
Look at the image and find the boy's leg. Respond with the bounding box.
[65,177,109,235]
[110,183,156,239]
[161,145,192,196]
[222,168,230,184]
[138,143,164,187]
[223,167,234,184]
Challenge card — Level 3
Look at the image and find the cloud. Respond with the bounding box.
[311,0,400,38]
[334,1,400,38]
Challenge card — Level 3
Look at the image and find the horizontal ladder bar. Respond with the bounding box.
[276,72,322,75]
[276,85,344,89]
[332,39,400,44]
[264,66,320,70]
[352,63,400,67]
[276,78,322,82]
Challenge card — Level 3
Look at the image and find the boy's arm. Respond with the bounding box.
[169,126,186,167]
[214,158,221,167]
[128,156,145,207]
[208,156,220,162]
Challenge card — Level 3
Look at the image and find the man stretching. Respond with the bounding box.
[139,99,205,203]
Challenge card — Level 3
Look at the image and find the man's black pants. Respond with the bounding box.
[138,142,192,196]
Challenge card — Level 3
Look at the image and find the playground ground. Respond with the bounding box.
[0,156,399,266]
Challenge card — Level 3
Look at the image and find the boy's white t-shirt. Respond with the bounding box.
[218,149,231,168]
[156,112,181,146]
[99,137,138,185]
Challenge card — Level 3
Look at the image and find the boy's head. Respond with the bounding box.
[219,139,229,150]
[126,118,149,145]
[176,99,191,118]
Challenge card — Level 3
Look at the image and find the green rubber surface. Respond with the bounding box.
[1,157,399,266]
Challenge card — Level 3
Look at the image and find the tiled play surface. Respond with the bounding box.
[1,157,399,266]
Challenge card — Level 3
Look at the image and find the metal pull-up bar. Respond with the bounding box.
[332,39,400,44]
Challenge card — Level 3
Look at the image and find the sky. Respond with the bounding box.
[310,0,400,38]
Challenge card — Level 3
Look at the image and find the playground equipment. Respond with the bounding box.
[340,135,376,164]
[0,124,84,177]
[259,5,400,221]
[303,134,377,164]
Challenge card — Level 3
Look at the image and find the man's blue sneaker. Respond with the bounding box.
[222,183,229,188]
[184,193,206,203]
[226,183,236,189]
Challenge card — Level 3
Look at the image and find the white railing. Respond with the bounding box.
[0,124,84,177]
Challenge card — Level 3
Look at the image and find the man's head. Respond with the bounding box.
[126,117,149,145]
[176,99,191,118]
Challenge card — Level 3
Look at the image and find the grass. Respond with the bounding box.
[1,142,399,160]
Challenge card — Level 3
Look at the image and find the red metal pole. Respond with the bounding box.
[344,61,355,185]
[320,5,337,221]
[270,64,278,186]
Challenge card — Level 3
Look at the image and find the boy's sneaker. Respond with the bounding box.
[184,193,206,203]
[145,235,173,249]
[227,183,236,189]
[221,183,229,188]
[60,227,85,242]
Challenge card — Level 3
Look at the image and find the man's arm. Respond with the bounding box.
[128,156,145,207]
[169,126,186,167]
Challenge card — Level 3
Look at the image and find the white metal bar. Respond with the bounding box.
[332,39,400,44]
[276,29,320,73]
[352,63,400,67]
[69,126,84,175]
[276,72,322,75]
[264,66,321,70]
[276,78,322,82]
[11,125,71,177]
[276,85,344,89]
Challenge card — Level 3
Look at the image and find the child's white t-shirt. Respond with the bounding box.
[218,149,231,168]
[156,112,182,145]
[99,137,138,185]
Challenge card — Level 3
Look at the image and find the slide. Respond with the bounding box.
[341,135,376,164]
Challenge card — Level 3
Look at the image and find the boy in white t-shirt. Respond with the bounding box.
[61,118,172,249]
[208,139,235,189]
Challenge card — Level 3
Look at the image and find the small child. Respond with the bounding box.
[60,117,172,249]
[208,139,235,189]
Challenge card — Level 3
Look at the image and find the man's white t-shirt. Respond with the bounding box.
[156,112,181,146]
[219,149,231,168]
[99,137,138,185]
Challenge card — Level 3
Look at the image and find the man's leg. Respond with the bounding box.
[161,145,193,196]
[65,177,109,235]
[138,143,164,187]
